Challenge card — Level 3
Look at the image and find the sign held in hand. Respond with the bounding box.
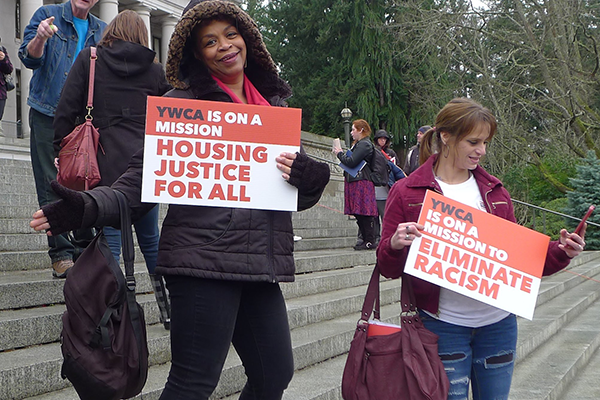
[405,190,550,320]
[142,97,302,211]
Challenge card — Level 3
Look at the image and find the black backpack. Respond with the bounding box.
[60,190,149,400]
[368,144,391,187]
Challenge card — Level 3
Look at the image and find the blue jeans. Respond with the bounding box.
[419,311,517,400]
[104,205,159,274]
[29,108,93,262]
[159,276,294,400]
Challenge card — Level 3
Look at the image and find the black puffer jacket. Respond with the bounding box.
[80,0,330,283]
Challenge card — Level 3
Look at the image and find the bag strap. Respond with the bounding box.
[115,190,134,280]
[359,265,382,322]
[400,274,418,314]
[115,190,147,378]
[358,265,419,323]
[86,47,97,119]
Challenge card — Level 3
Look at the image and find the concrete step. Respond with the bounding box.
[292,206,346,220]
[16,251,600,400]
[19,299,401,400]
[0,166,34,180]
[294,227,358,240]
[0,232,48,251]
[0,156,33,172]
[0,193,38,207]
[0,265,377,352]
[510,293,600,400]
[0,263,155,311]
[0,218,40,234]
[294,248,376,274]
[535,251,600,307]
[0,205,39,219]
[292,218,356,230]
[4,277,399,400]
[515,255,600,363]
[0,181,37,194]
[293,236,356,251]
[561,338,600,400]
[280,264,375,300]
[0,137,30,161]
[0,246,375,310]
[0,293,166,351]
[0,223,370,270]
[0,249,48,272]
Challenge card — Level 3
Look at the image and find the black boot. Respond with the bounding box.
[354,215,376,250]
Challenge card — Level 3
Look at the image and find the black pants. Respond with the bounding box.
[160,275,294,400]
[354,214,376,244]
[0,98,6,121]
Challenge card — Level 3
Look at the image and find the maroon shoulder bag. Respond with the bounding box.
[57,47,102,191]
[341,266,449,400]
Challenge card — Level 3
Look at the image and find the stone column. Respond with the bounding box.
[134,5,153,50]
[19,0,44,138]
[98,0,119,24]
[160,15,178,66]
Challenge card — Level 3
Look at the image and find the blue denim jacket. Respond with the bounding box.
[19,1,106,117]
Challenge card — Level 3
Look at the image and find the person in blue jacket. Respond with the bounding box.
[19,0,106,278]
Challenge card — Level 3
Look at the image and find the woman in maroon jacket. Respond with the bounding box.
[377,98,586,400]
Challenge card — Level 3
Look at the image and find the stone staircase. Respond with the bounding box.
[1,134,600,400]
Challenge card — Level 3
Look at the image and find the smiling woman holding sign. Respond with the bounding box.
[30,0,330,398]
[377,98,586,400]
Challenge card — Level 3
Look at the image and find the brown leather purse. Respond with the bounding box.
[341,266,449,400]
[57,47,101,191]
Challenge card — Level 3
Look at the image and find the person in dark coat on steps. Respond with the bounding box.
[31,1,331,398]
[53,10,172,328]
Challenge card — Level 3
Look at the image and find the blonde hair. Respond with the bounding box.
[420,98,497,164]
[99,10,149,48]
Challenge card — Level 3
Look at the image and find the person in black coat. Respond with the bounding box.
[53,10,172,328]
[333,119,378,250]
[0,39,14,123]
[32,1,330,398]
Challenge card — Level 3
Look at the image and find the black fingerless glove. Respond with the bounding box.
[287,152,309,189]
[287,152,330,192]
[42,181,86,235]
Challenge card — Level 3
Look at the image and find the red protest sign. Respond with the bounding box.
[405,190,550,320]
[141,96,301,211]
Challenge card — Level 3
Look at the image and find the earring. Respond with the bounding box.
[244,58,248,68]
[442,143,449,158]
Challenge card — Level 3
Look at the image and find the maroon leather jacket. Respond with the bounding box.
[376,154,572,315]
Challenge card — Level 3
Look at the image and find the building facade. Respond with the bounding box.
[0,0,188,137]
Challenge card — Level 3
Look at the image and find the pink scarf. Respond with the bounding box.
[212,75,271,106]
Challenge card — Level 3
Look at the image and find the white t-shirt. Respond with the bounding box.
[424,173,510,328]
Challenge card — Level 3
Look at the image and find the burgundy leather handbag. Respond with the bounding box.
[57,47,101,191]
[341,266,449,400]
